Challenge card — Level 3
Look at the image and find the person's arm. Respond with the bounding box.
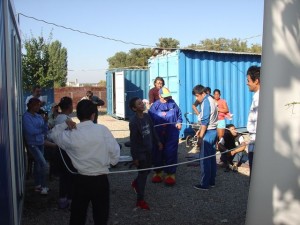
[129,119,140,161]
[175,103,182,130]
[103,127,120,166]
[197,99,209,139]
[92,96,105,106]
[218,99,229,113]
[192,100,200,115]
[148,88,155,104]
[47,121,73,150]
[230,136,246,156]
[148,114,163,150]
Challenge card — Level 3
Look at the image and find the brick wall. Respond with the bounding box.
[54,87,107,109]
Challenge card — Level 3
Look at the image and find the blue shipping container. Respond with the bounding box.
[148,50,261,137]
[106,69,149,119]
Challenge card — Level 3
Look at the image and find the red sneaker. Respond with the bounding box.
[164,174,176,186]
[136,200,150,210]
[131,180,138,194]
[151,172,163,183]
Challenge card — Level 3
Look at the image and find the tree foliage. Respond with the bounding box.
[156,37,180,49]
[22,35,68,91]
[107,48,152,69]
[186,38,262,53]
[107,37,180,69]
[48,41,68,88]
[98,80,106,87]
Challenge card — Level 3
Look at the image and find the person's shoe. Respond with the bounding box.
[152,172,163,183]
[164,174,176,186]
[58,198,70,209]
[224,165,231,172]
[40,187,49,195]
[188,145,200,154]
[232,163,238,172]
[131,179,138,194]
[136,200,150,210]
[193,184,209,191]
[210,184,215,188]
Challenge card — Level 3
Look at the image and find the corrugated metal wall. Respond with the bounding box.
[149,50,261,137]
[106,69,149,119]
[0,0,24,224]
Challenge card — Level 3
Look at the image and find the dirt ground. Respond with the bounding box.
[22,113,250,225]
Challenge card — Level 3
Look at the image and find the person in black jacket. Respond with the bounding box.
[81,91,104,123]
[218,124,248,172]
[129,97,162,210]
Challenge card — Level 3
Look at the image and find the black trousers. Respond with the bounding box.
[135,152,151,201]
[69,174,109,225]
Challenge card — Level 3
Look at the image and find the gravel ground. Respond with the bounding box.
[22,113,250,225]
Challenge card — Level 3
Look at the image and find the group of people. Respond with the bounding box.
[23,88,115,224]
[22,64,260,224]
[129,64,261,208]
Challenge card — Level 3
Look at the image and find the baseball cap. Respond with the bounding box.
[159,87,172,98]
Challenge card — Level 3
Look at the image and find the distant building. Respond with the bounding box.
[66,79,80,87]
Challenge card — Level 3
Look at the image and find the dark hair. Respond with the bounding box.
[226,124,235,129]
[77,99,96,121]
[192,85,206,95]
[129,97,140,111]
[204,87,211,94]
[153,77,165,86]
[32,85,41,92]
[247,66,261,82]
[27,97,41,109]
[58,96,73,111]
[86,91,93,97]
[213,89,221,95]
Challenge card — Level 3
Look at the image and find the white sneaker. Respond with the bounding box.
[40,187,49,195]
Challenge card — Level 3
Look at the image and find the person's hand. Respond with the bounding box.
[158,142,163,151]
[176,123,182,130]
[197,136,203,147]
[133,159,139,167]
[66,119,76,130]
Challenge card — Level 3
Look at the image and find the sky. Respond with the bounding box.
[13,0,264,83]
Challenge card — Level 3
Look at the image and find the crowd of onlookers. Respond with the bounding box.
[22,65,260,224]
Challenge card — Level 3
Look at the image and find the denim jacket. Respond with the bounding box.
[23,111,48,145]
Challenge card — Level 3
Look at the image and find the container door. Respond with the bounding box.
[115,71,125,118]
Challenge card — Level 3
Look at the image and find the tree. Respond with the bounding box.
[107,48,152,69]
[22,35,68,91]
[187,38,262,53]
[48,41,68,87]
[156,37,180,48]
[107,37,181,69]
[98,80,106,87]
[22,36,50,91]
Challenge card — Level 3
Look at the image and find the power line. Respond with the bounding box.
[18,13,156,48]
[18,13,262,51]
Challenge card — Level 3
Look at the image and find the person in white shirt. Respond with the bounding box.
[246,66,260,175]
[25,85,46,110]
[48,99,120,225]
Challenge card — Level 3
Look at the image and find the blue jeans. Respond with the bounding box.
[28,144,48,187]
[233,151,248,165]
[199,129,218,188]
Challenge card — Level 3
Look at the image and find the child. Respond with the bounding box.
[129,97,162,210]
[192,85,218,190]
